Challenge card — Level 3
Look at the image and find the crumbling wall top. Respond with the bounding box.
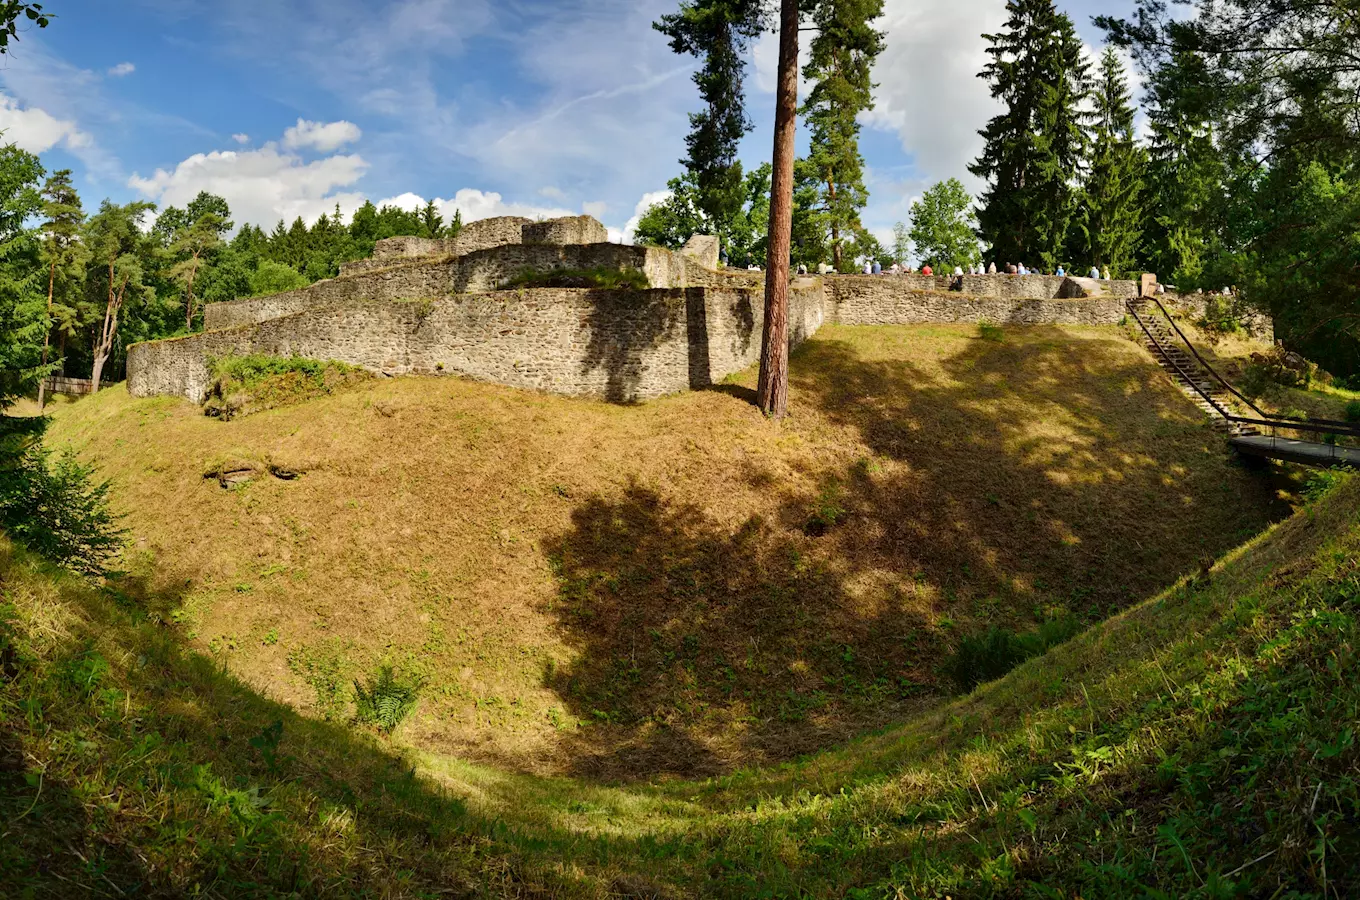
[522,215,609,247]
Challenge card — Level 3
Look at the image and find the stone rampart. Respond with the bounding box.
[825,284,1127,327]
[131,282,826,405]
[522,215,609,246]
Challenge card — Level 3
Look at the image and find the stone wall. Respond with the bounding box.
[132,282,827,405]
[522,215,609,246]
[825,283,1128,327]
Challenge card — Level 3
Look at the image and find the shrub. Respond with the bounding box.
[503,267,650,291]
[0,419,124,577]
[943,618,1082,692]
[1244,345,1313,392]
[1345,400,1360,423]
[803,479,845,537]
[353,665,423,734]
[204,353,367,419]
[1302,469,1351,504]
[1198,296,1243,335]
[249,260,309,297]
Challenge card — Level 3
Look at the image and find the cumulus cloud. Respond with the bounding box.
[282,118,363,152]
[621,189,673,244]
[0,95,92,154]
[107,62,136,77]
[128,143,369,228]
[232,133,250,145]
[375,188,577,225]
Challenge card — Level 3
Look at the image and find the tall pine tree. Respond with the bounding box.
[971,0,1090,271]
[800,0,885,271]
[654,0,766,251]
[37,169,89,410]
[1072,47,1145,277]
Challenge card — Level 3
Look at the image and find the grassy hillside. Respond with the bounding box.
[2,459,1355,897]
[35,324,1293,780]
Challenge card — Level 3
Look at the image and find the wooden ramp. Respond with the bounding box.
[1230,435,1360,469]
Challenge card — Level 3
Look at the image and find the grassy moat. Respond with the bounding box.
[4,324,1356,897]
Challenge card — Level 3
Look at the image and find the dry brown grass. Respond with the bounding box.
[41,324,1294,780]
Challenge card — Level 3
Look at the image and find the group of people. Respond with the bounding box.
[848,259,1118,280]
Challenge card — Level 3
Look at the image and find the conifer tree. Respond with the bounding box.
[1072,47,1145,277]
[0,143,46,411]
[971,0,1091,270]
[800,0,885,271]
[1143,50,1224,285]
[37,169,88,411]
[654,0,766,249]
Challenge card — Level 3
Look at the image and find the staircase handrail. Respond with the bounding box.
[1133,298,1360,439]
[1126,300,1235,420]
[1144,296,1270,418]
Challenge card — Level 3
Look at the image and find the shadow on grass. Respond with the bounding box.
[542,326,1290,778]
[0,546,633,897]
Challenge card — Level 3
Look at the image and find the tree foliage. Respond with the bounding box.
[1071,48,1145,277]
[971,0,1091,270]
[654,0,766,252]
[908,178,980,271]
[800,0,885,271]
[0,143,47,409]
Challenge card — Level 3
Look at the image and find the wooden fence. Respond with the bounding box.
[42,376,101,396]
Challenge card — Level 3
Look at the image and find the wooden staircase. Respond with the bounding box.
[1126,299,1260,437]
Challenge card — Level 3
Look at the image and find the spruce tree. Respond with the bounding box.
[800,0,885,271]
[1072,47,1145,277]
[971,0,1091,270]
[1143,50,1225,285]
[654,0,766,251]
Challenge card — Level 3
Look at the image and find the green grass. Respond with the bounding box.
[502,266,651,291]
[3,464,1357,896]
[204,353,368,418]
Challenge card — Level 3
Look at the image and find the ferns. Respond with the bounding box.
[353,666,423,734]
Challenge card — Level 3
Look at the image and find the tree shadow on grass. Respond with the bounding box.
[0,546,660,897]
[541,326,1289,779]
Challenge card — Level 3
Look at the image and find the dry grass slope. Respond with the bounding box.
[40,324,1293,779]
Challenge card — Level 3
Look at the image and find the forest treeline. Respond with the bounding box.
[640,0,1360,378]
[4,161,462,392]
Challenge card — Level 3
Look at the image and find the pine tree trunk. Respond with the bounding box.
[757,0,799,420]
[38,258,55,413]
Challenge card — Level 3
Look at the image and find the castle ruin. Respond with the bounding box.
[126,214,1269,405]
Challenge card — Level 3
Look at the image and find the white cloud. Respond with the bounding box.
[377,188,577,225]
[282,118,362,152]
[107,62,136,77]
[129,142,369,228]
[0,95,93,153]
[538,186,566,200]
[862,0,1006,193]
[232,133,250,144]
[621,189,672,244]
[582,200,608,219]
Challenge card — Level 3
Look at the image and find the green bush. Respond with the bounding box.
[0,419,124,577]
[204,354,367,418]
[943,618,1082,692]
[1344,399,1360,423]
[1302,469,1351,504]
[503,267,650,291]
[249,260,309,297]
[353,665,423,734]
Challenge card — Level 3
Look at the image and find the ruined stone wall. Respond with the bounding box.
[205,259,459,331]
[132,283,826,405]
[825,283,1128,327]
[522,215,608,246]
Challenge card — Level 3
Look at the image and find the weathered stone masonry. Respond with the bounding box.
[130,212,1267,405]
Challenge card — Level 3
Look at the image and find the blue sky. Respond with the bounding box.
[0,0,1133,244]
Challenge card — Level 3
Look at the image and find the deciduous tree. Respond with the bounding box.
[908,178,980,271]
[85,201,156,393]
